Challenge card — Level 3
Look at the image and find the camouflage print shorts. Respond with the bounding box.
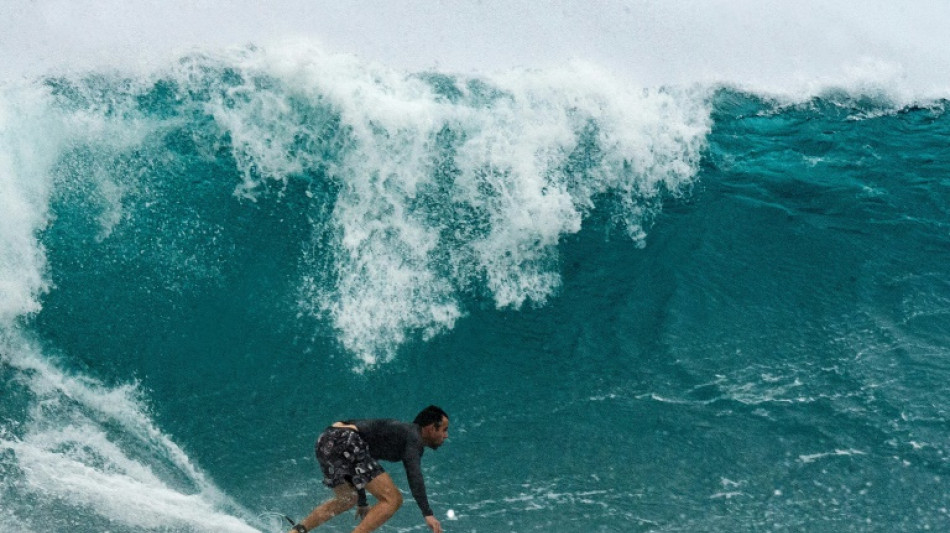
[315,427,384,490]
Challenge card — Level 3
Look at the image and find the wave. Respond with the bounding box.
[3,43,710,364]
[0,44,709,530]
[2,39,948,531]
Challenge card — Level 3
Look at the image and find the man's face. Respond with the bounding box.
[423,416,449,449]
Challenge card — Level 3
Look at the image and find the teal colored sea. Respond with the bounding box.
[1,46,949,532]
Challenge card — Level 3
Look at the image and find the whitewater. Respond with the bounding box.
[2,2,950,532]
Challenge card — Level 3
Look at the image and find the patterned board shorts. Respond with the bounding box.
[315,427,385,490]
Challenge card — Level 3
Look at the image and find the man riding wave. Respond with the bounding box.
[288,406,449,533]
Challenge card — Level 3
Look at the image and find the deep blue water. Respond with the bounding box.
[1,48,949,532]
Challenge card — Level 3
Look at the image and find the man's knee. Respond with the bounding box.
[365,473,403,513]
[388,489,403,510]
[376,490,402,519]
[374,482,402,511]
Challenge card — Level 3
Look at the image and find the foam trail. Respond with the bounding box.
[0,330,260,532]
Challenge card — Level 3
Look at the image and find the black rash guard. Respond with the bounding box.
[346,418,433,517]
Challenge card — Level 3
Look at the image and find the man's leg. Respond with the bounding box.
[351,473,403,533]
[290,484,358,532]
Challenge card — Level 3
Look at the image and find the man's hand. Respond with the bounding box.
[425,515,443,533]
[355,505,370,521]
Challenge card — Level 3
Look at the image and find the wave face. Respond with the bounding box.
[2,44,950,532]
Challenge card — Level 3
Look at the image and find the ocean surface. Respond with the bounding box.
[1,43,949,532]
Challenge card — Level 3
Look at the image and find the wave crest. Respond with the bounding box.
[204,46,710,363]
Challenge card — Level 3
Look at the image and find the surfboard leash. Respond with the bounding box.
[256,511,302,531]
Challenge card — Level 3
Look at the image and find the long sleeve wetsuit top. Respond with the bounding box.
[347,418,433,517]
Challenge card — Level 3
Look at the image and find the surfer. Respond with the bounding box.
[288,405,449,533]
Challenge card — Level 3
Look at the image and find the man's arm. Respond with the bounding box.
[403,453,443,533]
[402,453,433,517]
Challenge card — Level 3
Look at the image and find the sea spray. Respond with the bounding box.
[0,84,57,323]
[202,44,710,363]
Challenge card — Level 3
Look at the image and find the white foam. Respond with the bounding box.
[0,331,259,532]
[0,77,158,323]
[203,45,707,363]
[799,448,868,464]
[0,85,57,323]
[4,435,257,532]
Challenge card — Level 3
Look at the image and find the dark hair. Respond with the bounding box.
[413,405,448,428]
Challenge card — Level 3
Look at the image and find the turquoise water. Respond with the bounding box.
[1,47,949,532]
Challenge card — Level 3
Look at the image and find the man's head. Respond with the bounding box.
[414,405,449,449]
